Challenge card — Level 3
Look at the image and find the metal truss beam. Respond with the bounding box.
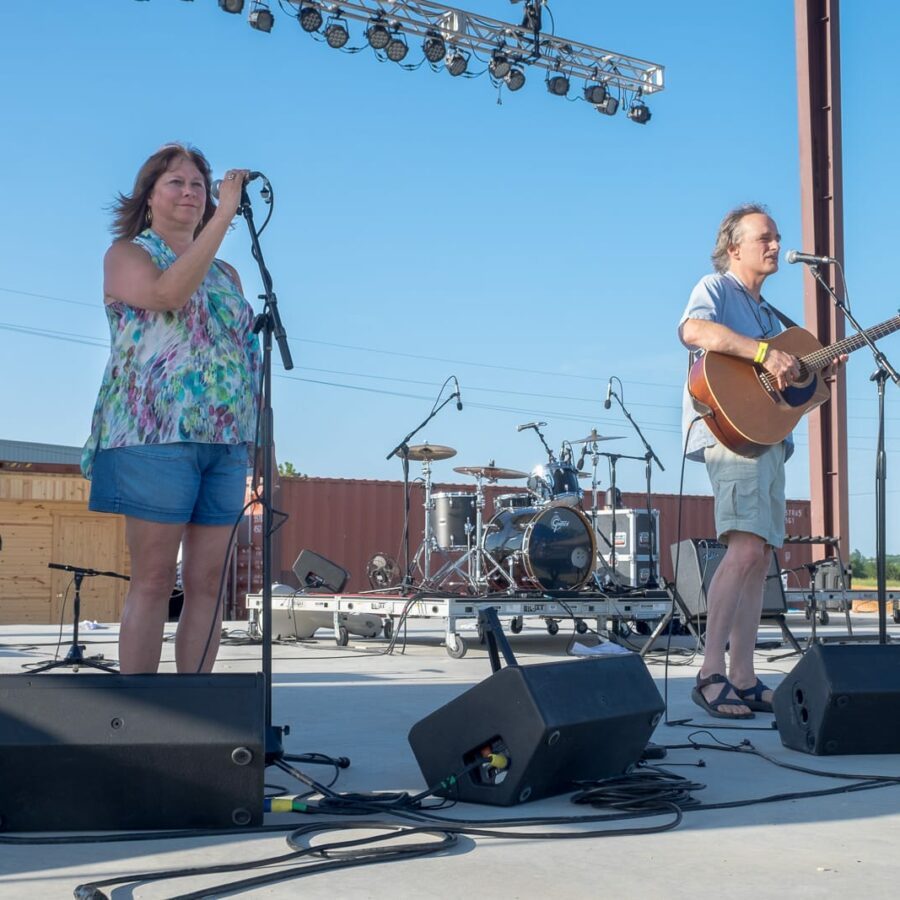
[285,1,665,94]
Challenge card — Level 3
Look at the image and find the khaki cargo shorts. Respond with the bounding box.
[704,441,786,548]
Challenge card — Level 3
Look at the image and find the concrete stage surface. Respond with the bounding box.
[1,612,899,899]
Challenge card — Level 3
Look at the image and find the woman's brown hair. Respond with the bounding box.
[110,143,216,241]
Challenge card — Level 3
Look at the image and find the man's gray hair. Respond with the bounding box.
[711,203,770,274]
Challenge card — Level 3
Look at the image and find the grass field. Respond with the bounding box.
[852,578,900,590]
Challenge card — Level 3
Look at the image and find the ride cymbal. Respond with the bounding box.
[570,429,625,444]
[407,444,457,462]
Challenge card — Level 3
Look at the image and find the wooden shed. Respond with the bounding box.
[0,462,130,625]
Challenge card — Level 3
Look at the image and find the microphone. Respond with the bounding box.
[517,421,547,432]
[784,249,837,266]
[576,443,588,471]
[453,376,463,411]
[603,379,613,410]
[211,171,263,200]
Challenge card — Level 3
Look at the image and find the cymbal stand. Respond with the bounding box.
[597,453,625,592]
[412,457,436,585]
[387,388,459,594]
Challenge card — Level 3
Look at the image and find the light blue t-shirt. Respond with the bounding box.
[678,271,793,462]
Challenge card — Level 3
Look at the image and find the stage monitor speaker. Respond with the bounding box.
[292,548,349,593]
[670,538,786,618]
[0,673,265,831]
[408,655,664,806]
[773,643,900,755]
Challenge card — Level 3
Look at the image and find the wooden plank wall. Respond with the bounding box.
[0,471,130,625]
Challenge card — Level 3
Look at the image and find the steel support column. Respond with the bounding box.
[794,0,849,560]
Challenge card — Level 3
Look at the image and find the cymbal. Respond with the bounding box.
[407,443,457,462]
[453,465,529,480]
[576,471,594,479]
[571,429,624,445]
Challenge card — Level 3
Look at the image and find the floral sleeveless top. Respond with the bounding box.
[81,229,261,477]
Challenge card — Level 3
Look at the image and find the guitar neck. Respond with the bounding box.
[800,313,900,372]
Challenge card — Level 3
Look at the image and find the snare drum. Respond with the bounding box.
[493,492,533,514]
[527,461,583,506]
[430,492,476,550]
[483,503,596,591]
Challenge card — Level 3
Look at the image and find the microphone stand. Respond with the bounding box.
[608,388,665,589]
[387,389,460,595]
[809,266,900,643]
[30,563,128,673]
[237,180,294,765]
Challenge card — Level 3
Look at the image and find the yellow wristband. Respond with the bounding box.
[754,341,769,364]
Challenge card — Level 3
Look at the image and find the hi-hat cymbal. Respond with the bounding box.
[407,443,457,462]
[571,429,624,444]
[576,470,594,479]
[453,465,529,480]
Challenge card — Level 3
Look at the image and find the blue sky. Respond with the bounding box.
[1,1,897,555]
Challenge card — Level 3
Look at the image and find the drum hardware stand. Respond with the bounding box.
[386,380,461,594]
[30,563,127,674]
[428,472,514,594]
[808,264,899,643]
[606,383,665,588]
[411,457,436,585]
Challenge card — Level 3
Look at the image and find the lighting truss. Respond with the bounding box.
[284,1,664,96]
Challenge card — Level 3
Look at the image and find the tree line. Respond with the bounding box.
[850,550,900,582]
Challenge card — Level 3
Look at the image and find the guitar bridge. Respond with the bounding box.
[757,368,782,404]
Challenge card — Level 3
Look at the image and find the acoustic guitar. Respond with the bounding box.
[688,312,900,456]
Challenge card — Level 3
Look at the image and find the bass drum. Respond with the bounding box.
[483,504,596,591]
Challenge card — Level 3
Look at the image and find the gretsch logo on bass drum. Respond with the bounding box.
[550,513,569,534]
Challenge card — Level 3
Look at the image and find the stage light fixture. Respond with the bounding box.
[583,84,607,105]
[324,16,350,48]
[627,100,651,124]
[489,51,511,80]
[298,5,322,32]
[218,0,243,13]
[547,75,570,96]
[595,95,619,116]
[249,4,274,32]
[505,67,526,91]
[422,31,446,64]
[386,32,409,62]
[445,51,468,77]
[366,20,390,50]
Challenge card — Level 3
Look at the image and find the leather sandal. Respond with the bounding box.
[735,678,774,713]
[691,673,755,719]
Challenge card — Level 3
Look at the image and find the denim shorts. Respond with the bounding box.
[704,441,786,548]
[89,442,251,525]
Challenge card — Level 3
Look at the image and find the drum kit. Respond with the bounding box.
[406,423,634,595]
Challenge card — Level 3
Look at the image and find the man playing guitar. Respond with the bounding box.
[679,204,801,718]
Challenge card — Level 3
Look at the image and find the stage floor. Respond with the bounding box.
[2,613,900,898]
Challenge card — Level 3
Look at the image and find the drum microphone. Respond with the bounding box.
[211,171,264,200]
[452,376,463,411]
[784,249,837,266]
[517,421,547,432]
[576,443,588,471]
[603,379,613,409]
